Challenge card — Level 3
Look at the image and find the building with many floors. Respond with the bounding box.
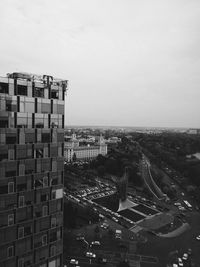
[0,72,67,267]
[64,134,107,162]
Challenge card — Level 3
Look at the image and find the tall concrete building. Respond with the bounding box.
[0,72,67,267]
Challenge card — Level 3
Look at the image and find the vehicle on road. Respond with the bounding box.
[196,235,200,240]
[182,253,188,260]
[91,241,101,246]
[86,252,96,258]
[70,259,79,265]
[178,257,183,266]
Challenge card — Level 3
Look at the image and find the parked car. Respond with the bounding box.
[182,253,188,260]
[196,235,200,240]
[86,252,96,258]
[91,241,101,246]
[178,258,183,266]
[70,259,78,265]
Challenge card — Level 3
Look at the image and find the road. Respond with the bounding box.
[141,156,165,200]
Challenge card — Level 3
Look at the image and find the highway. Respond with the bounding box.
[141,155,166,200]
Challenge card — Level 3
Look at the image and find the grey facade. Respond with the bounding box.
[0,73,67,267]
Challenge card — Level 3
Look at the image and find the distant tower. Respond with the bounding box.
[99,134,107,155]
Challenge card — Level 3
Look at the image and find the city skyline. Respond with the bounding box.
[0,0,200,128]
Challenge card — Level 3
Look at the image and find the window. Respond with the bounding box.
[17,85,27,96]
[6,96,17,112]
[7,246,14,258]
[18,258,24,267]
[19,196,25,208]
[51,90,59,99]
[52,190,56,200]
[43,176,48,187]
[0,146,8,161]
[8,182,14,194]
[0,82,9,94]
[35,148,44,158]
[18,227,24,239]
[42,234,47,246]
[41,193,48,202]
[42,206,48,217]
[8,149,15,160]
[8,214,14,226]
[34,87,44,98]
[41,132,50,143]
[50,245,56,257]
[51,217,56,228]
[0,118,8,128]
[6,133,17,144]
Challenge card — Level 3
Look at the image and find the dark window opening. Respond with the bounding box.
[17,85,27,96]
[42,235,47,245]
[49,231,57,242]
[0,119,8,128]
[51,90,59,99]
[6,135,17,144]
[34,179,43,189]
[42,133,50,143]
[7,246,14,258]
[19,196,24,207]
[0,152,8,161]
[17,183,27,192]
[50,245,56,257]
[36,148,43,158]
[51,178,58,186]
[41,194,48,202]
[24,225,32,236]
[18,227,24,238]
[6,170,16,177]
[0,185,8,194]
[34,87,44,98]
[35,123,44,128]
[8,182,14,193]
[42,206,48,216]
[0,82,9,94]
[8,214,14,226]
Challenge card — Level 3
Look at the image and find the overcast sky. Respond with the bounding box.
[0,0,200,128]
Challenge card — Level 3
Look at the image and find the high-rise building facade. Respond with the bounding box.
[0,72,67,267]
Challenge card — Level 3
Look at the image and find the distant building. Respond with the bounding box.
[105,136,121,144]
[187,128,200,135]
[64,134,107,162]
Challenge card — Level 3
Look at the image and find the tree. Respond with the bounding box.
[97,165,106,176]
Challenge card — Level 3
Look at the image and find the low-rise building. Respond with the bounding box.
[64,134,107,162]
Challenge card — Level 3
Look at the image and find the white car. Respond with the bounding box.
[182,253,188,260]
[70,259,78,265]
[173,264,178,267]
[86,252,96,258]
[178,258,183,266]
[196,235,200,240]
[91,241,101,246]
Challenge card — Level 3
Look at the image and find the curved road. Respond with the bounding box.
[141,155,166,200]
